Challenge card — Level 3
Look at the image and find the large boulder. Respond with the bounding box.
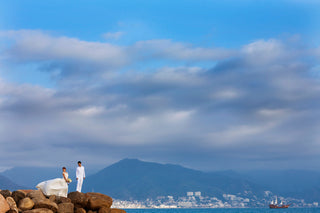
[6,210,19,213]
[24,208,54,213]
[0,189,11,198]
[74,207,86,213]
[98,208,126,213]
[55,196,72,204]
[6,197,18,213]
[57,203,74,213]
[12,190,26,204]
[68,192,88,208]
[0,194,10,213]
[19,197,35,210]
[34,199,59,212]
[49,195,57,202]
[28,190,46,204]
[86,193,112,210]
[98,208,108,213]
[19,189,33,194]
[109,209,126,213]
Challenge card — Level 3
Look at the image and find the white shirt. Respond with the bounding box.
[76,166,85,179]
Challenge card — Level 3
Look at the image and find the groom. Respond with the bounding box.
[76,161,86,192]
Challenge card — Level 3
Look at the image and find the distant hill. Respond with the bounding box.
[2,159,320,203]
[83,159,264,200]
[240,170,320,202]
[1,167,67,189]
[0,166,100,191]
[0,174,24,190]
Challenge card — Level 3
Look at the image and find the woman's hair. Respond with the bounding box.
[62,167,66,170]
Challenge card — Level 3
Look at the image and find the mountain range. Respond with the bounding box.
[82,159,264,200]
[0,173,24,190]
[1,159,320,202]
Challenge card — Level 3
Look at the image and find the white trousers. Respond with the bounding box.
[77,178,84,192]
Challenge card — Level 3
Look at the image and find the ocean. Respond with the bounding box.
[125,209,320,213]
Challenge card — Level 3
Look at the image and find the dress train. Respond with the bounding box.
[36,178,68,197]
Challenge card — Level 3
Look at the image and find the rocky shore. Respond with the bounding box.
[0,189,126,213]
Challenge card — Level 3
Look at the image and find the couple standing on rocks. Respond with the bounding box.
[36,161,86,197]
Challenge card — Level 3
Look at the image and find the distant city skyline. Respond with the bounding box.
[0,0,320,171]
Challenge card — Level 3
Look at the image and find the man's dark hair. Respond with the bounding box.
[78,161,81,164]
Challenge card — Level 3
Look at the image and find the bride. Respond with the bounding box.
[36,167,70,197]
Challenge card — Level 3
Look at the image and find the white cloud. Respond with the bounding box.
[257,108,291,117]
[1,30,234,72]
[0,31,320,170]
[102,31,124,40]
[75,106,105,116]
[211,89,240,100]
[153,66,205,85]
[133,39,234,61]
[1,30,128,67]
[0,79,54,103]
[165,110,195,122]
[242,39,287,64]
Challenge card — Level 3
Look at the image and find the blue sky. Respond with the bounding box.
[0,0,319,171]
[1,0,319,86]
[3,0,318,45]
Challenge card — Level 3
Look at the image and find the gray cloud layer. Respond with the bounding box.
[0,30,319,170]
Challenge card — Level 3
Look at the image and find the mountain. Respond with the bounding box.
[240,170,320,202]
[83,158,264,200]
[2,159,320,203]
[1,166,81,191]
[0,174,24,190]
[0,166,102,191]
[1,167,67,189]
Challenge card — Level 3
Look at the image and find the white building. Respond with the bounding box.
[195,191,201,197]
[178,201,193,208]
[187,192,194,196]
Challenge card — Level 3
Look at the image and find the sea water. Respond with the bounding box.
[126,208,320,213]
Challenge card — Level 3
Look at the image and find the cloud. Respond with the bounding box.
[132,39,233,61]
[102,31,124,40]
[1,30,128,67]
[0,30,233,81]
[242,39,287,64]
[0,32,320,170]
[241,38,307,67]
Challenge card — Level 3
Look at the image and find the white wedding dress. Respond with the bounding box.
[36,172,68,197]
